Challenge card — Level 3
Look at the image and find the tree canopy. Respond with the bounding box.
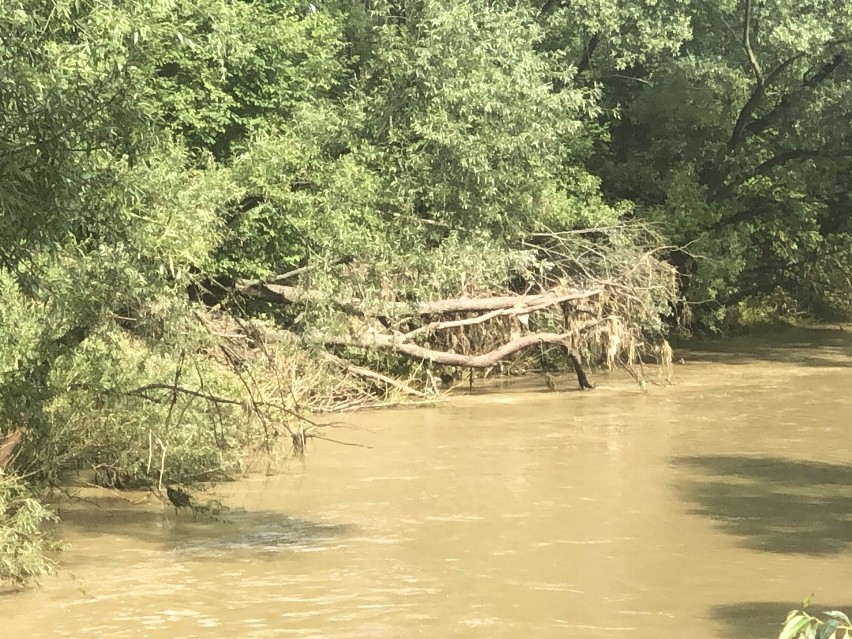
[1,0,851,586]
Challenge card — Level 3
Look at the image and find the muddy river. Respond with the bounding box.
[3,328,852,638]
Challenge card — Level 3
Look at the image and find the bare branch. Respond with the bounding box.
[742,0,764,87]
[399,289,602,341]
[258,283,601,318]
[328,318,611,368]
[320,352,429,398]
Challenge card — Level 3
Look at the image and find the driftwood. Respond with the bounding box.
[235,282,667,391]
[279,280,615,387]
[234,283,611,389]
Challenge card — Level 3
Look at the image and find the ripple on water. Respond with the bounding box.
[13,335,852,639]
[170,513,352,557]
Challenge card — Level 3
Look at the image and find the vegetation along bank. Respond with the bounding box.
[2,0,851,588]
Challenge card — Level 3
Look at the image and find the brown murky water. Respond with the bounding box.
[3,327,852,638]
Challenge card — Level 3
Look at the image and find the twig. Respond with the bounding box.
[400,290,602,342]
[93,382,319,426]
[321,352,429,398]
[52,484,102,509]
[308,434,373,449]
[146,429,153,476]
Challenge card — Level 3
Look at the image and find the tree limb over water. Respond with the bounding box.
[230,226,678,391]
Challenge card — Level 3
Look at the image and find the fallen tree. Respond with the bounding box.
[220,224,680,393]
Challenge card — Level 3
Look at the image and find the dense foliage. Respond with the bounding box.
[584,0,852,325]
[1,0,850,586]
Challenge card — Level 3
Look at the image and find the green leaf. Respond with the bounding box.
[820,620,840,639]
[780,615,816,639]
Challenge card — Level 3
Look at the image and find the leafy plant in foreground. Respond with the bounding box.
[779,608,852,639]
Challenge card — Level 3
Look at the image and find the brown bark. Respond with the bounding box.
[0,428,25,469]
[320,352,429,398]
[250,283,602,318]
[321,315,608,389]
[742,0,764,88]
[324,330,575,367]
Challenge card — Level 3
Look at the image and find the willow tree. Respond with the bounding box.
[0,0,348,586]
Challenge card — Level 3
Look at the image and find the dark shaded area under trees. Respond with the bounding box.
[674,455,852,555]
[1,0,851,587]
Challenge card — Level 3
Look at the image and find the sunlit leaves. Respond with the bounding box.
[354,0,611,238]
[536,0,693,71]
[779,609,852,639]
[0,473,59,588]
[137,0,345,156]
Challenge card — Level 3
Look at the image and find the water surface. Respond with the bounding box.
[3,327,852,638]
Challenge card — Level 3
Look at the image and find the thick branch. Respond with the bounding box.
[746,54,844,138]
[710,149,821,203]
[399,290,600,341]
[577,32,600,73]
[706,143,846,230]
[329,318,608,368]
[702,53,804,194]
[258,284,602,318]
[804,52,844,87]
[368,332,572,367]
[569,350,595,390]
[742,0,764,87]
[727,55,801,153]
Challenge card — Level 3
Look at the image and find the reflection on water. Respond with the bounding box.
[3,326,852,638]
